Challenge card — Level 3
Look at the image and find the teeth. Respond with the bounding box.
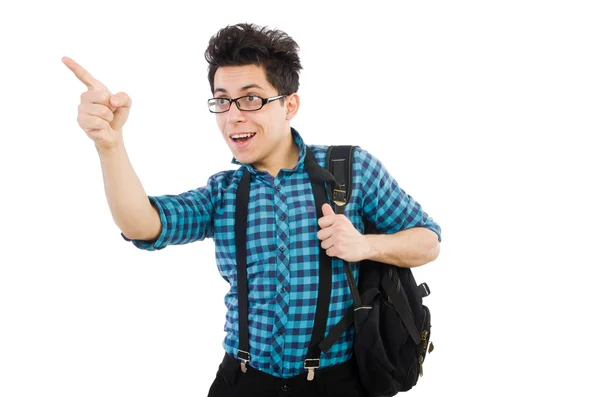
[231,133,256,139]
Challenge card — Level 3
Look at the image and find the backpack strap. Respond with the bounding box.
[381,274,422,344]
[325,145,355,215]
[316,145,365,353]
[325,145,363,305]
[234,169,252,373]
[319,145,422,349]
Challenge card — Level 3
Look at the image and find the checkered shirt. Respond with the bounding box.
[123,128,442,378]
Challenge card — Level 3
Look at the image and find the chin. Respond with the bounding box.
[232,152,256,165]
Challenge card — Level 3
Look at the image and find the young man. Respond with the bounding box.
[63,23,441,397]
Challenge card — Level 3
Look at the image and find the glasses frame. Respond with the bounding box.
[207,94,289,113]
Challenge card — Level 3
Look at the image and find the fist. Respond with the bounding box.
[317,203,370,262]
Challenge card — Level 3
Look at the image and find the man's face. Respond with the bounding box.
[212,64,297,169]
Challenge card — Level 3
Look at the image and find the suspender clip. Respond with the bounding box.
[304,358,320,381]
[237,350,250,373]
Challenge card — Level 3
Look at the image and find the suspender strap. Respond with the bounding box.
[235,153,337,379]
[234,147,380,378]
[303,148,335,379]
[235,169,251,372]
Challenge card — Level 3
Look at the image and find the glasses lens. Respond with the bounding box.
[237,95,263,111]
[208,98,230,113]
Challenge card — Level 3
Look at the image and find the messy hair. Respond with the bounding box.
[205,23,302,95]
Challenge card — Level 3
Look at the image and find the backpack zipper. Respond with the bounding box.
[419,306,432,377]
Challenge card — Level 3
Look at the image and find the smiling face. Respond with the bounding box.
[213,64,300,175]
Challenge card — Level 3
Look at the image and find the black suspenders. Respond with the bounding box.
[233,146,355,380]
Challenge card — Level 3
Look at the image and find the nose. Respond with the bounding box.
[227,102,246,125]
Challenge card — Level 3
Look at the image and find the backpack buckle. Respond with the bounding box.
[333,188,347,206]
[304,358,320,381]
[237,350,250,373]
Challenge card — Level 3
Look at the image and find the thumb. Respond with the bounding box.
[110,92,132,130]
[322,203,335,217]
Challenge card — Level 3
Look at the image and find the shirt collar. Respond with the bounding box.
[231,127,307,174]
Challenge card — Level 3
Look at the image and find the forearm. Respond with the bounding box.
[364,227,440,268]
[97,141,161,240]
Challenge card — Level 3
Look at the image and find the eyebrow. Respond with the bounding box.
[214,84,266,94]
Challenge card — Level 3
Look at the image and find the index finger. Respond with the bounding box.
[62,56,107,91]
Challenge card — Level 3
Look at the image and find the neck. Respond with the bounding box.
[254,132,299,177]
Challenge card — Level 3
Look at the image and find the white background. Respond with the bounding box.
[1,1,598,396]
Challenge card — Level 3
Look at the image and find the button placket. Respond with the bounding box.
[270,175,291,375]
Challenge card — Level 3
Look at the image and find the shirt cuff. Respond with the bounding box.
[120,197,169,251]
[424,223,442,243]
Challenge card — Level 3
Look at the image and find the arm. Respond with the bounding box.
[98,143,161,241]
[318,205,440,268]
[64,57,216,249]
[63,57,160,241]
[363,227,440,268]
[359,148,442,267]
[317,148,442,267]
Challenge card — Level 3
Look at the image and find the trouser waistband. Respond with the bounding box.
[219,352,357,384]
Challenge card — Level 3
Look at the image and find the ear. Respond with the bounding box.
[285,93,300,121]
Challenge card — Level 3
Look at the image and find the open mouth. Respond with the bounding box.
[231,133,256,146]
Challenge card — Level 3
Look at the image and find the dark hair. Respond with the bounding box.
[205,23,302,95]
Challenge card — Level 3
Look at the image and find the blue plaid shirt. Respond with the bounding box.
[123,128,441,378]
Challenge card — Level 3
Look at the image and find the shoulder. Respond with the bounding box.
[306,144,329,167]
[206,168,240,189]
[304,144,389,182]
[351,146,388,174]
[305,144,376,166]
[307,145,383,170]
[200,169,244,211]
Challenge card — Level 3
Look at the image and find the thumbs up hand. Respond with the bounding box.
[317,203,370,262]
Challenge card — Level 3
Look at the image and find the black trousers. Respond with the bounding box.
[207,353,368,397]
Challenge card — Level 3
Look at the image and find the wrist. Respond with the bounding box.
[95,138,125,157]
[362,234,378,261]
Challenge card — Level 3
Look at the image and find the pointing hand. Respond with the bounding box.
[63,56,132,151]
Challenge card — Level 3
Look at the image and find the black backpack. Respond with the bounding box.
[234,145,434,396]
[312,146,435,395]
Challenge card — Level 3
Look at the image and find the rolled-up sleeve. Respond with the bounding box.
[121,172,226,251]
[357,148,442,242]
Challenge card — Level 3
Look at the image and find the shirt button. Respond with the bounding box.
[273,365,280,371]
[280,287,286,293]
[276,186,281,191]
[279,246,285,252]
[279,214,285,220]
[281,384,288,392]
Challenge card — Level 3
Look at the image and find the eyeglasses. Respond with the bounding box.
[207,94,289,113]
